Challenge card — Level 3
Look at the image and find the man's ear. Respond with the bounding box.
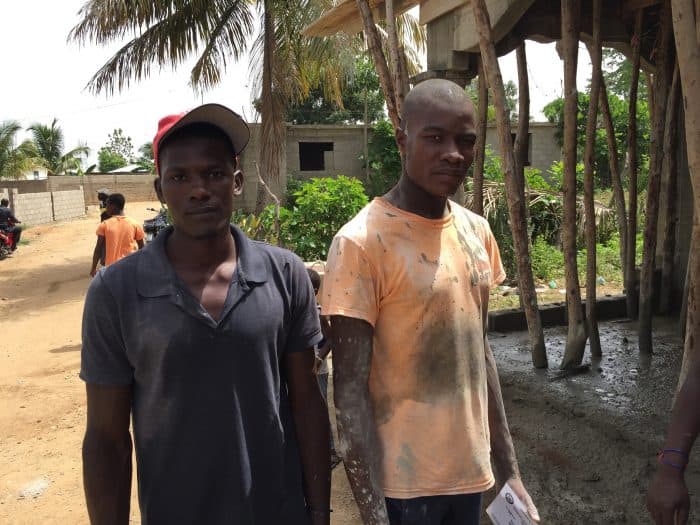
[396,125,407,157]
[233,170,244,196]
[154,178,165,204]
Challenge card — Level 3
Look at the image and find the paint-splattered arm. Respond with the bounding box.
[331,316,389,524]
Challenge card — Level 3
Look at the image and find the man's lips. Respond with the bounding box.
[185,206,219,216]
[432,170,466,177]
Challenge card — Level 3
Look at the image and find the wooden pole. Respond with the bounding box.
[559,0,588,370]
[599,76,628,281]
[639,0,674,354]
[659,63,681,314]
[671,0,700,385]
[584,0,603,358]
[355,0,400,130]
[625,10,644,320]
[385,0,406,114]
[472,0,547,368]
[472,59,488,217]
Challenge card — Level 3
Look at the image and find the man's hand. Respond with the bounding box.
[506,477,540,522]
[646,467,690,525]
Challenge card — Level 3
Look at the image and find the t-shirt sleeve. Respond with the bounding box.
[134,223,145,241]
[285,256,323,354]
[319,235,379,327]
[80,273,133,385]
[482,221,506,287]
[96,221,106,237]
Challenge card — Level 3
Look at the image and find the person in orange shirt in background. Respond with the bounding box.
[320,79,538,524]
[89,193,144,276]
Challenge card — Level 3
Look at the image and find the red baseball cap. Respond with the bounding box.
[153,103,250,176]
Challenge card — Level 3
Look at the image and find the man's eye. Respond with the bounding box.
[171,174,186,182]
[431,135,442,143]
[208,170,224,178]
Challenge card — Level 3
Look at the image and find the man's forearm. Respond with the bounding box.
[663,364,700,456]
[291,392,331,525]
[335,385,389,524]
[484,338,520,483]
[82,430,132,525]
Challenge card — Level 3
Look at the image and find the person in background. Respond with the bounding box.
[0,198,22,251]
[89,193,144,276]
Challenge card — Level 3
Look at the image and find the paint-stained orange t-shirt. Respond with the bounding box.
[96,215,144,266]
[320,197,505,498]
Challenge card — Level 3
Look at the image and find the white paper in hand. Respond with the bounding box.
[486,482,536,525]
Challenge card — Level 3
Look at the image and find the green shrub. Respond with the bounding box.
[288,176,368,260]
[530,237,565,281]
[366,119,401,198]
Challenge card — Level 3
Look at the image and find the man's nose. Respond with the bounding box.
[442,143,465,163]
[189,176,212,200]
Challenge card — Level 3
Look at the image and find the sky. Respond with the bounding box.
[1,1,592,166]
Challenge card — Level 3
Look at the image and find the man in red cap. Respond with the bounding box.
[80,104,331,525]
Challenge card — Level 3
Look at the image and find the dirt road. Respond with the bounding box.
[1,204,698,524]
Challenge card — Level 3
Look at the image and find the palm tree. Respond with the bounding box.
[69,0,424,211]
[28,119,90,175]
[0,121,42,180]
[69,0,320,212]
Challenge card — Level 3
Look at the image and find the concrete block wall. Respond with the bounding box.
[49,175,158,205]
[0,189,8,202]
[10,189,53,225]
[52,188,86,222]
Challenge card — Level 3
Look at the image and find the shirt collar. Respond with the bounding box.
[136,224,268,298]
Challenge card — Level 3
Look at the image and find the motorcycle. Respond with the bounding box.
[0,221,17,260]
[143,207,170,243]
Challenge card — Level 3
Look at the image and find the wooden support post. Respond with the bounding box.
[671,0,700,385]
[472,0,547,368]
[599,77,628,282]
[559,0,588,370]
[659,63,681,314]
[625,9,644,320]
[584,0,603,358]
[472,58,488,217]
[639,0,674,354]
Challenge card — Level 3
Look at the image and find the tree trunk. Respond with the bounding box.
[559,0,588,370]
[356,0,399,130]
[671,0,700,386]
[385,0,407,113]
[256,0,286,214]
[659,63,681,314]
[599,76,628,281]
[639,0,674,354]
[472,59,488,217]
[625,10,644,319]
[472,0,547,369]
[514,44,529,189]
[584,0,603,358]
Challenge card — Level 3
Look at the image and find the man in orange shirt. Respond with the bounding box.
[320,79,538,524]
[89,193,144,276]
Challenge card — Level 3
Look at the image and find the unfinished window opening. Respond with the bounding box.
[299,142,333,171]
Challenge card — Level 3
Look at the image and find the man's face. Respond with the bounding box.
[156,134,242,240]
[397,98,476,198]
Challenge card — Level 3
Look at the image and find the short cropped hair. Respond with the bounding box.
[0,198,8,206]
[307,268,322,293]
[106,193,126,211]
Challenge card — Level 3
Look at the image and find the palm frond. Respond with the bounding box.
[70,0,255,94]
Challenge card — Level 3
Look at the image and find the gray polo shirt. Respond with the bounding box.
[81,225,322,525]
